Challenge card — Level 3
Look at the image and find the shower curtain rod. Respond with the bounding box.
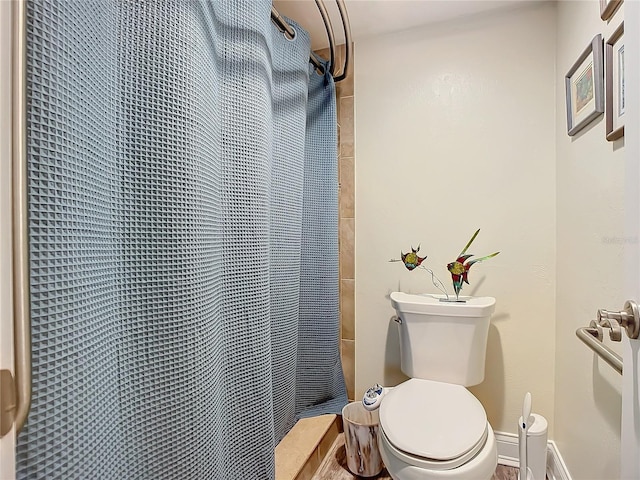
[271,0,352,82]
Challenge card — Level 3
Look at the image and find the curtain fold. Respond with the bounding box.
[17,0,347,478]
[296,64,345,419]
[268,17,309,442]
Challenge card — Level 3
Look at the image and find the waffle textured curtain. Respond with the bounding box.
[17,1,346,478]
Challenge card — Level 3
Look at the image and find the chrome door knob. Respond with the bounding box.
[597,300,640,340]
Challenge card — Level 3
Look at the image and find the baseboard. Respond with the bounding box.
[494,431,519,467]
[495,431,572,480]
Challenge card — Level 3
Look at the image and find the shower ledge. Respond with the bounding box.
[275,414,340,480]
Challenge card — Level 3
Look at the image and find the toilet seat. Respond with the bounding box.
[379,379,488,470]
[379,426,488,470]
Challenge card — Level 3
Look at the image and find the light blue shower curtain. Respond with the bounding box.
[17,0,347,478]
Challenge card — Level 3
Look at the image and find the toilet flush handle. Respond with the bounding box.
[392,315,402,325]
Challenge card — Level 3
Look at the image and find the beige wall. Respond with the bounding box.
[354,2,557,435]
[554,1,625,478]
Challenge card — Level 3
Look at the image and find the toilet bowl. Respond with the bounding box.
[376,378,497,479]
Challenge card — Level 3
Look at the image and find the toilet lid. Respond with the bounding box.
[379,379,487,461]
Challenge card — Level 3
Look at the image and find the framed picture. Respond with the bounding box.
[605,22,624,141]
[600,0,622,21]
[565,34,604,137]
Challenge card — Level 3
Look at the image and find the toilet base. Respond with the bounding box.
[378,424,498,480]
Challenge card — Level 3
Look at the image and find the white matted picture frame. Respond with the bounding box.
[600,0,623,21]
[565,34,604,137]
[606,22,624,141]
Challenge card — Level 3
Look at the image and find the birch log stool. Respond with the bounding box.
[342,402,384,477]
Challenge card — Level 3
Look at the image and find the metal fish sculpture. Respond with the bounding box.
[400,246,426,271]
[447,229,499,298]
[390,245,426,271]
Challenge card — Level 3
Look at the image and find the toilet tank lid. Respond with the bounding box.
[390,292,495,317]
[379,379,488,461]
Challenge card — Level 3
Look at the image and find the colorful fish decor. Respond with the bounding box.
[391,245,449,297]
[447,229,499,299]
[400,246,426,271]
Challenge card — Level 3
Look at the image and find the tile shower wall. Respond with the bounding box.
[317,44,355,401]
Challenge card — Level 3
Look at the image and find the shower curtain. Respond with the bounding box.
[17,0,347,478]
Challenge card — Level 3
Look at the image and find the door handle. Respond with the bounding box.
[597,300,640,341]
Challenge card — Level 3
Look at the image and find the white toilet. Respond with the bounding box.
[377,292,498,480]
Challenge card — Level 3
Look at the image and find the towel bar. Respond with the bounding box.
[12,0,31,435]
[576,327,622,375]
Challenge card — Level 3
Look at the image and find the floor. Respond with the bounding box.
[311,433,519,480]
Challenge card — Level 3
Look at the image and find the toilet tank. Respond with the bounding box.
[390,292,496,387]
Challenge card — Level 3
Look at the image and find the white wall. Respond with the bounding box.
[554,1,626,478]
[354,2,557,434]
